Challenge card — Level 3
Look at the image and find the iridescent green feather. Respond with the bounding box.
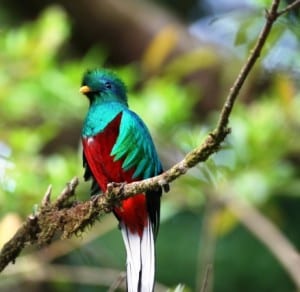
[111,110,162,179]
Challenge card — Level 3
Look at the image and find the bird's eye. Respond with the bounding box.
[105,81,112,89]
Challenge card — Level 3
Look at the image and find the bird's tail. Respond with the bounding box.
[120,219,155,292]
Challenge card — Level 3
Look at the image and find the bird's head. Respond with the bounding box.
[80,69,128,106]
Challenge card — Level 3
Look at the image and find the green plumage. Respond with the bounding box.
[111,109,162,178]
[81,69,163,179]
[80,68,169,292]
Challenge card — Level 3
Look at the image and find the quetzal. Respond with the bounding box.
[80,69,168,292]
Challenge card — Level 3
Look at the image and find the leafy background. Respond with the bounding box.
[0,0,300,291]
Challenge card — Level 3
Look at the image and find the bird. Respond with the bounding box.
[80,68,169,292]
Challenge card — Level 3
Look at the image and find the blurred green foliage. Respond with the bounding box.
[0,7,108,213]
[1,2,300,292]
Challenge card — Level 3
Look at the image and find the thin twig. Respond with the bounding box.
[196,197,219,292]
[54,177,79,208]
[200,264,213,292]
[107,272,126,292]
[41,184,52,207]
[214,0,280,136]
[277,0,300,16]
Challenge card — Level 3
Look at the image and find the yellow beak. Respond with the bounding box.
[79,85,92,94]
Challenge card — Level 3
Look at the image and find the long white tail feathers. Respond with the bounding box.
[141,220,155,292]
[120,220,155,292]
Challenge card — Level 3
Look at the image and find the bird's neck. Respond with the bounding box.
[82,101,126,137]
[91,93,128,107]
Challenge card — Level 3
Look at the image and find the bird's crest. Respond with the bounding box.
[80,68,127,105]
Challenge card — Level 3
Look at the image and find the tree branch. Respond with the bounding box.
[0,0,298,274]
[277,0,300,16]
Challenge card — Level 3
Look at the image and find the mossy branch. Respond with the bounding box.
[0,0,298,274]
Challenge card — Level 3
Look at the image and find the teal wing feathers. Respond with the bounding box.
[111,109,163,179]
[111,108,165,238]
